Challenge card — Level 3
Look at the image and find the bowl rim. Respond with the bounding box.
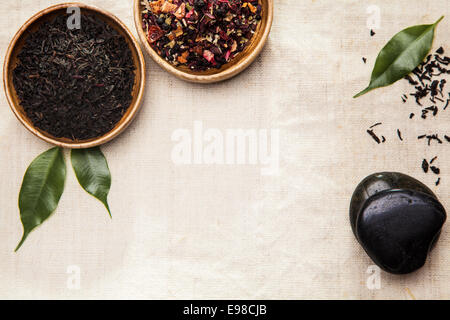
[133,0,273,83]
[3,2,147,149]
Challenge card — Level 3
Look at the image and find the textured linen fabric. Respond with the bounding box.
[0,0,449,299]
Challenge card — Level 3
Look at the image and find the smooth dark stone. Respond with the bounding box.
[350,172,436,234]
[350,172,446,274]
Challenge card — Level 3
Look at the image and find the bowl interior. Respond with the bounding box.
[135,0,272,81]
[4,4,145,148]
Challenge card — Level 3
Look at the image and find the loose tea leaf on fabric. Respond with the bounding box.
[16,147,66,251]
[354,16,444,98]
[71,147,112,217]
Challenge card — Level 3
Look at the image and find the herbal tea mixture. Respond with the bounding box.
[141,0,262,70]
[13,14,135,140]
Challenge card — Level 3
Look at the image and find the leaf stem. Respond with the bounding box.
[435,16,444,25]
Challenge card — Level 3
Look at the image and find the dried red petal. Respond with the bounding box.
[186,8,194,18]
[219,30,229,41]
[203,49,215,62]
[225,50,231,61]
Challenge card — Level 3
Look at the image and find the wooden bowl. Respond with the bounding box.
[3,3,146,149]
[134,0,273,83]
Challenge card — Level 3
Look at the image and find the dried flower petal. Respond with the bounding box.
[203,49,215,62]
[225,50,231,61]
[186,8,195,19]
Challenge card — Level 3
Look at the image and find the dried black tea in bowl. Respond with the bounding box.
[12,13,136,141]
[141,0,262,71]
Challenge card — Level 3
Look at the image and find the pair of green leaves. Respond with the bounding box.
[15,147,111,251]
[354,16,444,98]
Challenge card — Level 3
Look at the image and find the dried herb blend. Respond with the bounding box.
[141,0,262,71]
[13,14,135,140]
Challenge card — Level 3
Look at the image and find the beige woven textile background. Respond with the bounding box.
[0,0,449,299]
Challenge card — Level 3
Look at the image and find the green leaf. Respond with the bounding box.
[71,147,112,217]
[16,147,66,251]
[354,16,444,98]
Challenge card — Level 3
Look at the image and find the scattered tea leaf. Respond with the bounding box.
[16,147,66,251]
[354,16,444,98]
[71,147,112,217]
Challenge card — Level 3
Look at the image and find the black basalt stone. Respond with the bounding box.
[350,172,446,274]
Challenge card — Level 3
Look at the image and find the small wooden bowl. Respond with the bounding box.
[134,0,273,83]
[3,3,146,149]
